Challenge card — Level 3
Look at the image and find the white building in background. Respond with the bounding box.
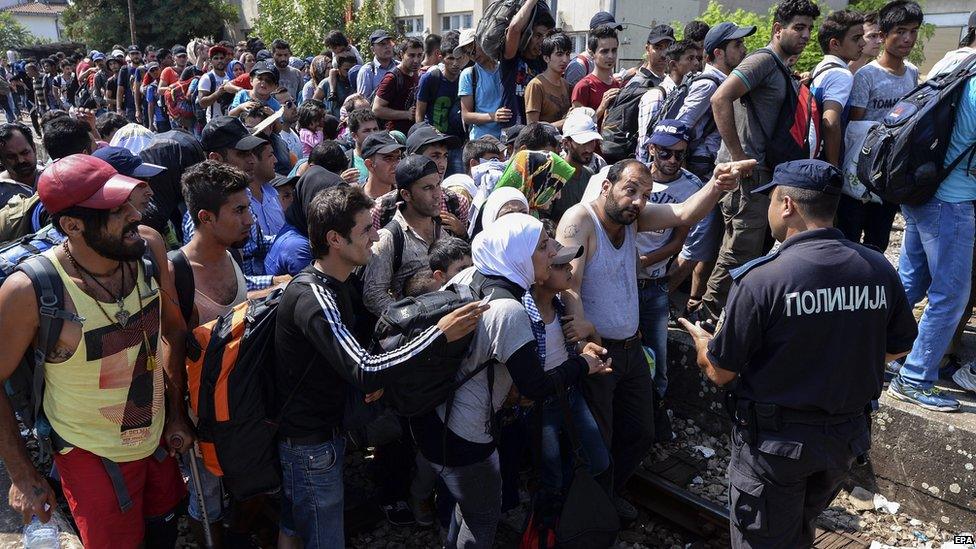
[916,0,972,76]
[0,0,67,42]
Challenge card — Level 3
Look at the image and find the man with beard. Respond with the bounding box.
[0,123,41,205]
[373,37,424,134]
[362,154,446,317]
[196,44,234,122]
[171,160,252,545]
[551,111,602,221]
[271,39,304,101]
[697,0,821,325]
[0,154,194,547]
[556,156,754,520]
[636,121,711,439]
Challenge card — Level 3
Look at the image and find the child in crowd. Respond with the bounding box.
[298,100,327,157]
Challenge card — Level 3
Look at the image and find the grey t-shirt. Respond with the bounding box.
[717,48,790,167]
[277,65,305,101]
[437,269,534,444]
[849,60,919,122]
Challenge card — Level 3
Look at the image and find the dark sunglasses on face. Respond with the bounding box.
[654,146,686,161]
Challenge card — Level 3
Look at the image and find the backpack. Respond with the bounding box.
[185,284,288,501]
[857,53,976,206]
[2,229,157,459]
[742,49,821,169]
[476,0,553,62]
[371,270,516,417]
[0,194,44,244]
[164,79,195,120]
[188,75,207,125]
[647,71,723,149]
[75,82,96,109]
[601,79,659,163]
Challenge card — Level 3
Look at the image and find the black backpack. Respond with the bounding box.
[742,48,821,170]
[857,53,976,206]
[476,0,553,62]
[647,71,723,149]
[601,79,659,163]
[371,271,515,417]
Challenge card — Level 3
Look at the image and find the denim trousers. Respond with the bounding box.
[179,451,224,523]
[420,451,502,549]
[278,436,346,548]
[638,280,670,399]
[539,386,610,493]
[897,197,975,387]
[446,147,466,178]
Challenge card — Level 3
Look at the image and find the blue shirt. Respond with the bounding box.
[248,183,285,236]
[935,78,976,203]
[264,224,312,276]
[459,64,504,139]
[230,90,281,111]
[146,84,166,123]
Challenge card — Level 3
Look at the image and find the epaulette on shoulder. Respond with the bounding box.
[730,251,780,281]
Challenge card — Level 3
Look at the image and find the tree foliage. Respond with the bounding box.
[253,0,346,57]
[680,0,934,73]
[0,12,42,51]
[253,0,398,58]
[849,0,935,66]
[61,0,238,51]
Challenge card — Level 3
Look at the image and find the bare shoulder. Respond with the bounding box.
[556,203,595,242]
[138,225,168,265]
[0,271,40,326]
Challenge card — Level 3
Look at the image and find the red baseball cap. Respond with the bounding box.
[38,154,146,214]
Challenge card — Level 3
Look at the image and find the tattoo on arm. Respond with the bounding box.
[562,224,579,239]
[46,345,73,363]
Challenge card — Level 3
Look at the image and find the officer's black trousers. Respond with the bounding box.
[727,416,871,549]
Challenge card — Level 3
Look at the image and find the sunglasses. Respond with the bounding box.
[654,146,686,161]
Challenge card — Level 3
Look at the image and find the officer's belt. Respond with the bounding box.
[734,399,865,432]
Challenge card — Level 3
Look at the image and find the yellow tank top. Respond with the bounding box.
[42,249,166,462]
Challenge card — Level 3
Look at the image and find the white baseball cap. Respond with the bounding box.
[562,111,603,144]
[454,29,477,56]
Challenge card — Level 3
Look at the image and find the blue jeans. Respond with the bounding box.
[179,452,224,523]
[2,94,15,123]
[446,147,465,178]
[421,451,501,548]
[638,280,670,398]
[278,436,345,548]
[539,387,609,493]
[898,198,975,388]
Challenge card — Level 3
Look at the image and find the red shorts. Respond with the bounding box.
[54,444,186,549]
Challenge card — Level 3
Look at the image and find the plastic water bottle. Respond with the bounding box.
[23,516,59,549]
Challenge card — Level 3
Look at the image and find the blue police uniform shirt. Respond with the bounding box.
[707,228,917,416]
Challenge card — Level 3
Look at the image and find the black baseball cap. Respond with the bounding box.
[201,116,267,152]
[92,146,167,179]
[369,30,393,44]
[704,22,757,56]
[172,45,188,56]
[270,174,299,188]
[646,24,675,45]
[250,61,279,84]
[361,131,405,159]
[590,11,623,31]
[406,125,462,154]
[501,124,526,147]
[395,155,439,190]
[127,44,141,53]
[753,159,842,196]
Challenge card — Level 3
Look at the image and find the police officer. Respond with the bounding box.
[679,159,918,548]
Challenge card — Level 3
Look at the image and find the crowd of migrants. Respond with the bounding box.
[1,0,975,547]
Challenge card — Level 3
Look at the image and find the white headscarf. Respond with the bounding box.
[481,187,529,229]
[472,213,542,290]
[110,123,155,155]
[442,173,477,200]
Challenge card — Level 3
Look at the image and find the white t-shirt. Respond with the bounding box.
[811,55,854,108]
[197,71,229,121]
[543,318,569,372]
[928,47,976,79]
[637,169,702,278]
[850,60,918,122]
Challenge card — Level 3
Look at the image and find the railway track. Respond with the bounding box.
[627,469,873,548]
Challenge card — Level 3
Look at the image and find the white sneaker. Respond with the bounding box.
[952,363,976,394]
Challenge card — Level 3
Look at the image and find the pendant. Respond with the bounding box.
[115,308,130,327]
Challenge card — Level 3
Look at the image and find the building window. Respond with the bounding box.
[568,33,587,56]
[397,16,424,37]
[441,13,473,31]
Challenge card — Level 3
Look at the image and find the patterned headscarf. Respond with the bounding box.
[494,150,575,213]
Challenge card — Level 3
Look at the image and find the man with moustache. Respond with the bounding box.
[373,37,424,134]
[0,154,193,547]
[0,123,41,205]
[697,0,821,325]
[557,156,754,520]
[551,111,602,221]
